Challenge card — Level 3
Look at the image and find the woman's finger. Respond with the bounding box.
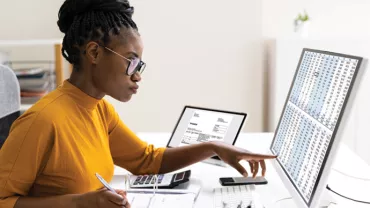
[249,161,254,175]
[232,162,249,177]
[253,161,259,178]
[260,160,266,176]
[115,189,127,197]
[243,153,277,160]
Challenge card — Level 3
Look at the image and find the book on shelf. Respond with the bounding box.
[13,67,55,104]
[18,78,50,92]
[13,67,45,76]
[17,70,47,79]
[20,91,48,97]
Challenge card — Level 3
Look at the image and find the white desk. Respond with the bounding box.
[112,133,370,208]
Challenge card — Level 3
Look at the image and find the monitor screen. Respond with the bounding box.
[167,106,246,148]
[270,49,362,206]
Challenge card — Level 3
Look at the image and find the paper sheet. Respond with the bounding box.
[127,192,196,208]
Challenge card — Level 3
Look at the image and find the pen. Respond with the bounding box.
[95,173,128,206]
[95,173,117,193]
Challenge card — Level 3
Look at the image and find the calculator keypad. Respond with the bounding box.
[133,174,165,186]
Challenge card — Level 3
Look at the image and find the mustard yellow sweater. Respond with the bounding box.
[0,80,165,208]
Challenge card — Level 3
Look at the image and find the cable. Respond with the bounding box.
[265,197,293,208]
[152,174,158,197]
[123,174,131,191]
[332,168,370,181]
[273,197,293,205]
[326,185,370,204]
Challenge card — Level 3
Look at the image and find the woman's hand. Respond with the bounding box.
[212,141,277,177]
[76,188,130,208]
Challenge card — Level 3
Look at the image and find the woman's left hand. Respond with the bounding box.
[212,142,277,178]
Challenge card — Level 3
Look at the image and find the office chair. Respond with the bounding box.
[0,64,21,149]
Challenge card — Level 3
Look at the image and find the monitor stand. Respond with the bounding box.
[318,189,337,208]
[272,189,337,208]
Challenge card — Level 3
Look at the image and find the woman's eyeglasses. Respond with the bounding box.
[103,46,146,76]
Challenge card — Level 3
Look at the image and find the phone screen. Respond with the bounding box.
[220,176,267,186]
[233,176,267,183]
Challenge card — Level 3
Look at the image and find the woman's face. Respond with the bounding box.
[89,29,144,102]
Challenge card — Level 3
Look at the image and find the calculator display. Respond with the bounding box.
[174,172,185,182]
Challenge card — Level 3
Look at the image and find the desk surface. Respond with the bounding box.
[112,133,370,208]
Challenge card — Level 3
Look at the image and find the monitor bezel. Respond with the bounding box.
[166,105,247,161]
[269,48,365,208]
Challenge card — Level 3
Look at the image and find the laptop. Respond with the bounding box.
[129,106,247,189]
[167,105,247,166]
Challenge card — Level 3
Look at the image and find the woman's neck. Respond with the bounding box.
[68,71,106,100]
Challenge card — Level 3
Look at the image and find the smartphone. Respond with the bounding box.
[219,176,268,186]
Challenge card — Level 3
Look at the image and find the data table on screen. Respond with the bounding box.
[271,50,360,203]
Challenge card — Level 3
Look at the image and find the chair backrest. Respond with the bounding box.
[0,64,21,149]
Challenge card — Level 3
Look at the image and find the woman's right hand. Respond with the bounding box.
[75,188,130,208]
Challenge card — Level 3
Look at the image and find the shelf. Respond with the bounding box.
[0,39,66,88]
[0,39,71,107]
[20,104,32,112]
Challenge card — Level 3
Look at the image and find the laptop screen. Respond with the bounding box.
[167,106,246,149]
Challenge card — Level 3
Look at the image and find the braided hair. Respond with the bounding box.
[57,0,138,70]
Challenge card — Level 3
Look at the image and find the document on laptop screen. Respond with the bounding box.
[179,110,233,146]
[167,107,246,148]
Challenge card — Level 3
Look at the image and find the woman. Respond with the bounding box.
[0,0,276,207]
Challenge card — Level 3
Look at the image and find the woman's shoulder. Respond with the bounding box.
[96,98,120,128]
[99,98,115,112]
[96,98,117,118]
[19,89,75,123]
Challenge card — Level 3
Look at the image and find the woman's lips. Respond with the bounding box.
[130,86,139,94]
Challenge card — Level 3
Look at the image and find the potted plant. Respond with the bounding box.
[294,10,310,37]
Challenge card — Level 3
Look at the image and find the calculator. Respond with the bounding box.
[129,170,191,189]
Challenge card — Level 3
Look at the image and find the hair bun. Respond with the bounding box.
[57,0,134,33]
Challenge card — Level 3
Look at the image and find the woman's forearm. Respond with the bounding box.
[14,194,79,208]
[159,142,217,173]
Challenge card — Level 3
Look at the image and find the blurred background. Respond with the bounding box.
[0,0,369,163]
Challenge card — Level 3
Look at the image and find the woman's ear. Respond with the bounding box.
[85,42,101,64]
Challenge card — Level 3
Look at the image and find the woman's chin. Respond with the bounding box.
[118,95,132,102]
[110,92,133,102]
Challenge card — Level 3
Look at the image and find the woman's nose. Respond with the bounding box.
[131,72,142,82]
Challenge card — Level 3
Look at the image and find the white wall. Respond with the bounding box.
[262,0,370,39]
[107,0,265,133]
[0,0,64,40]
[0,0,67,79]
[0,0,266,133]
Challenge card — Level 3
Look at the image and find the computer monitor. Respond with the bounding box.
[269,48,366,208]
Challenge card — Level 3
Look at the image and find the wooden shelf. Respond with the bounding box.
[0,39,72,108]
